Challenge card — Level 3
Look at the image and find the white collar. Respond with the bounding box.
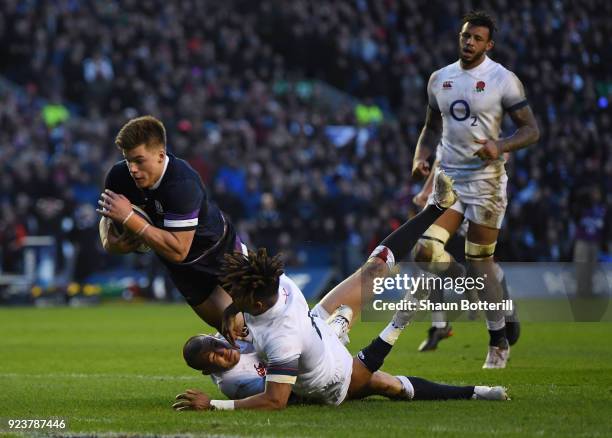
[150,155,170,190]
[458,55,491,74]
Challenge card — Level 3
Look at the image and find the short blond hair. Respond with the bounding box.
[115,115,166,151]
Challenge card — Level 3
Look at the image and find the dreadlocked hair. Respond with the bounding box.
[220,248,284,303]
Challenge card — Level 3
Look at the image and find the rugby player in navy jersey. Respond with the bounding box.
[97,115,247,331]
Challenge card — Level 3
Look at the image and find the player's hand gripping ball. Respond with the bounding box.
[99,204,152,253]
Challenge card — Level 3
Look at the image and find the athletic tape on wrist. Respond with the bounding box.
[210,400,235,410]
[122,210,134,225]
[137,223,150,236]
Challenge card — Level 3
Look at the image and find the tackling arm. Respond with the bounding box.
[234,381,293,410]
[173,381,292,411]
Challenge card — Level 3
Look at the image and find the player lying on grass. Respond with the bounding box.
[172,172,509,411]
[180,304,354,401]
[178,322,507,408]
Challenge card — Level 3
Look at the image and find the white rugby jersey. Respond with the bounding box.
[244,274,353,403]
[210,338,266,400]
[428,56,528,181]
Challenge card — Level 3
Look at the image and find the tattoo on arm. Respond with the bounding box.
[498,105,540,153]
[414,105,442,161]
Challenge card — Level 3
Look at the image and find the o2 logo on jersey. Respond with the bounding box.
[450,100,478,126]
[450,99,470,121]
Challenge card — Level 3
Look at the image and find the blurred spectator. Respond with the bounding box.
[573,187,607,297]
[0,0,609,283]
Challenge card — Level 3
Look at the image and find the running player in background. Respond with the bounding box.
[413,160,520,352]
[411,11,539,368]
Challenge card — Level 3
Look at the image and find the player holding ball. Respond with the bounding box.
[97,115,247,333]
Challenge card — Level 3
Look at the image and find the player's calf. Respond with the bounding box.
[466,241,510,368]
[394,376,509,401]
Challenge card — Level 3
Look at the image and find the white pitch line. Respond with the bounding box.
[0,372,202,380]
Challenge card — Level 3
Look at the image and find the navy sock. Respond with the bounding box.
[379,205,445,261]
[407,376,474,400]
[358,337,393,373]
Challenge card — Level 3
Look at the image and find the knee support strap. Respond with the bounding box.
[465,240,497,260]
[416,224,451,271]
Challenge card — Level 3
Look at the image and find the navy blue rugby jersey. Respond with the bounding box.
[104,153,233,268]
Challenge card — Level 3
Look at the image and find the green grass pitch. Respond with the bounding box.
[1,303,611,437]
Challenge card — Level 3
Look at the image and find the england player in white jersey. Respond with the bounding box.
[172,172,509,411]
[411,11,539,368]
[181,304,353,401]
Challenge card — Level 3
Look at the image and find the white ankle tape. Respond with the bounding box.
[395,376,414,400]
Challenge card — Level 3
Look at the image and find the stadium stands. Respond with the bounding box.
[0,0,609,289]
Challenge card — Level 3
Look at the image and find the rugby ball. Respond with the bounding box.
[99,205,152,253]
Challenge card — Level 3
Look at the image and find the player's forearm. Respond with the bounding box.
[497,124,540,153]
[233,392,288,410]
[414,128,436,162]
[421,160,438,194]
[138,226,190,263]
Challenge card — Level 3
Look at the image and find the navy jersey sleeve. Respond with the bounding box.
[160,179,204,231]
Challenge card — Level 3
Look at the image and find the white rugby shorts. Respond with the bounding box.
[427,173,508,229]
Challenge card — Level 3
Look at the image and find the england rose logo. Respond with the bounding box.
[476,81,486,92]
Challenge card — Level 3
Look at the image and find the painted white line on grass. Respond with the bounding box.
[0,373,201,380]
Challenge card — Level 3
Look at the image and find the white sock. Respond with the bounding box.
[380,321,404,345]
[431,311,447,328]
[472,385,491,399]
[486,317,506,331]
[395,375,414,400]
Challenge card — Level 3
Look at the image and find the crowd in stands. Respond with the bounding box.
[0,0,610,284]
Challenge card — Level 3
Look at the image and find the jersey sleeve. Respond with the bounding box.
[263,335,300,385]
[427,71,440,111]
[501,71,529,112]
[160,179,203,231]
